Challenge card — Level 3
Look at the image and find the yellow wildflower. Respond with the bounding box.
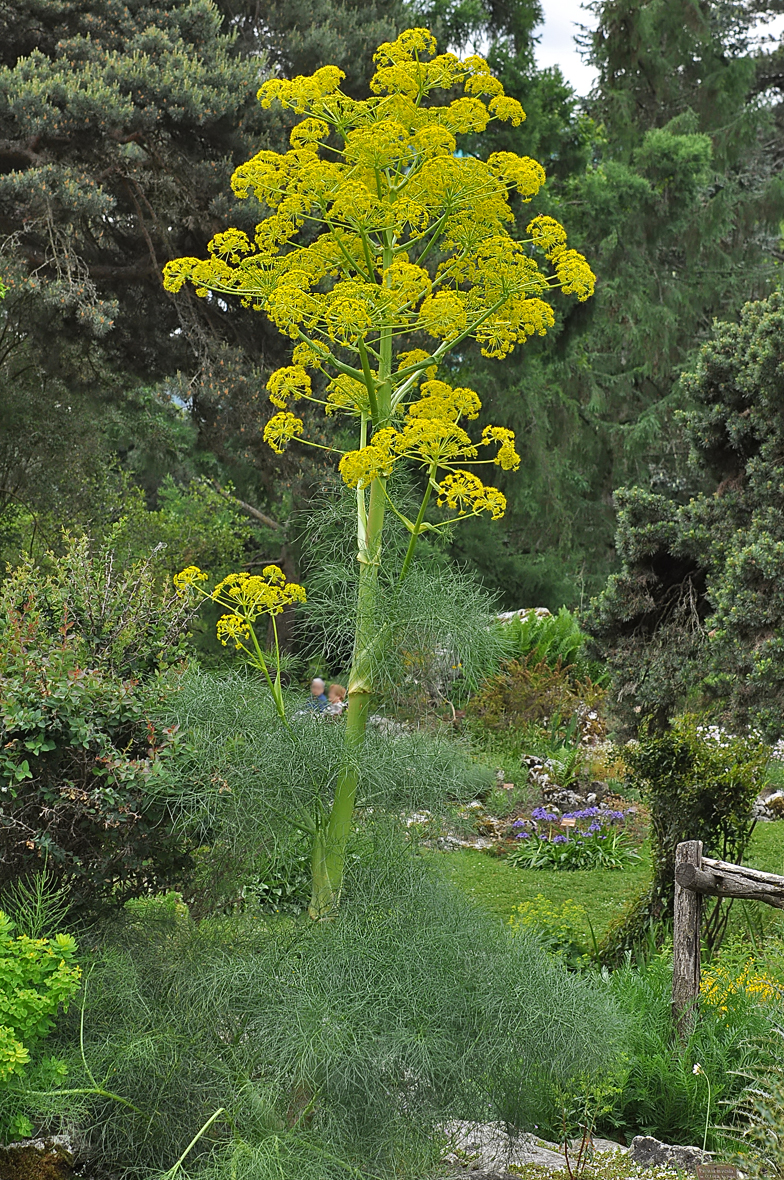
[339,441,396,488]
[481,425,521,470]
[266,365,312,409]
[488,95,525,124]
[527,214,568,258]
[326,374,370,415]
[554,249,596,301]
[263,412,304,454]
[487,151,546,200]
[437,471,507,519]
[395,417,477,464]
[216,613,251,648]
[406,379,481,422]
[173,565,208,595]
[212,568,306,618]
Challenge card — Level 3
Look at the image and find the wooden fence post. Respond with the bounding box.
[672,839,703,1039]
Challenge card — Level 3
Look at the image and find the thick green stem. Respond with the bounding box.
[399,466,436,581]
[309,236,394,919]
[308,824,333,920]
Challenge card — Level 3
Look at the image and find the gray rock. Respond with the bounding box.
[630,1135,710,1173]
[443,1124,627,1178]
[443,1121,566,1176]
[0,1135,74,1178]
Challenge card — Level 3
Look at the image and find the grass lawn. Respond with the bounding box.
[425,843,652,943]
[428,821,784,946]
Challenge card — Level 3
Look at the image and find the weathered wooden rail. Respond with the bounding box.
[672,839,784,1036]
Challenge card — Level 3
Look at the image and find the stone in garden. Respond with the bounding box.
[630,1135,710,1172]
[443,1121,567,1175]
[0,1136,74,1179]
[444,1123,628,1178]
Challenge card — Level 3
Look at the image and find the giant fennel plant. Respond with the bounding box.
[166,28,595,917]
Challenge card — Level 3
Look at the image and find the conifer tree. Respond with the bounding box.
[587,289,784,739]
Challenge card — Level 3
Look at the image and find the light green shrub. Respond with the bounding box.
[0,911,81,1137]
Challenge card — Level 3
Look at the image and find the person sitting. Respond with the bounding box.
[306,677,328,712]
[325,683,347,717]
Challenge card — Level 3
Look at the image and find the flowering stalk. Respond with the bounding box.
[693,1063,711,1153]
[173,566,305,723]
[165,28,595,918]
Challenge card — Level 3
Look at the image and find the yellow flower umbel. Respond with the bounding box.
[163,29,597,921]
[174,565,306,721]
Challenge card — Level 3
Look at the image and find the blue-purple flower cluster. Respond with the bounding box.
[531,807,559,822]
[509,805,632,842]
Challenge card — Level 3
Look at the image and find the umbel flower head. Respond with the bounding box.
[163,28,595,531]
[173,565,307,649]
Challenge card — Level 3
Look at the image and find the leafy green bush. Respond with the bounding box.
[468,654,605,734]
[601,715,766,958]
[601,947,777,1150]
[43,842,624,1178]
[496,608,607,684]
[0,537,195,907]
[0,911,81,1138]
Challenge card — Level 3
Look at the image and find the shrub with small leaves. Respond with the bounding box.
[0,911,81,1138]
[0,537,195,909]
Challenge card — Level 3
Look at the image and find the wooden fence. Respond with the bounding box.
[672,839,784,1036]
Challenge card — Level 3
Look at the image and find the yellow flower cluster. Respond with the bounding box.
[407,379,481,422]
[162,28,594,371]
[173,565,208,596]
[212,567,307,621]
[335,376,517,512]
[267,365,312,409]
[216,613,251,648]
[700,960,779,1013]
[437,472,506,519]
[263,412,304,454]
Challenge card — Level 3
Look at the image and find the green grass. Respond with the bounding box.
[427,822,784,946]
[744,820,784,875]
[425,843,652,942]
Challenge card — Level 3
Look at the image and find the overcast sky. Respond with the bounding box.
[536,0,596,96]
[535,1,784,97]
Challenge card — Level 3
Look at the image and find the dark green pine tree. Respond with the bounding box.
[0,0,417,554]
[446,0,784,609]
[586,289,784,740]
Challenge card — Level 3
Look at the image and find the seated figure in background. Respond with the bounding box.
[307,677,328,712]
[325,683,347,717]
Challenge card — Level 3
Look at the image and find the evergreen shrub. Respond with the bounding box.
[601,716,766,957]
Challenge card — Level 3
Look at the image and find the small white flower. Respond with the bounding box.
[693,1063,703,1075]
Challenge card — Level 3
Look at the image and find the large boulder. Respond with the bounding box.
[630,1135,710,1172]
[0,1136,74,1179]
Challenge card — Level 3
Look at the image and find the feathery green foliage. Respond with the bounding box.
[39,841,624,1177]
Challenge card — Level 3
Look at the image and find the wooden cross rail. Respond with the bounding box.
[672,840,784,1037]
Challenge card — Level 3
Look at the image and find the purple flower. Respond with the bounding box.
[515,830,532,839]
[603,810,626,822]
[587,823,602,833]
[563,807,600,820]
[511,819,529,828]
[552,834,568,844]
[531,807,559,822]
